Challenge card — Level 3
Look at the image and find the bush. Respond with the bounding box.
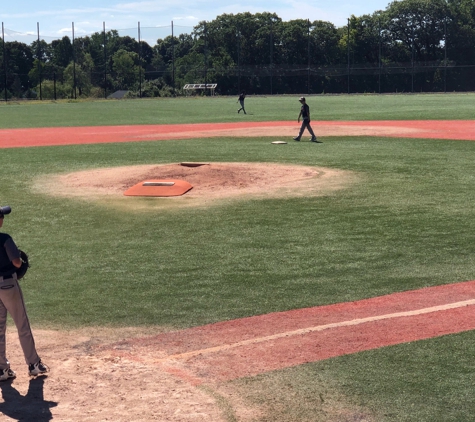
[89,87,106,99]
[0,90,12,100]
[33,81,73,100]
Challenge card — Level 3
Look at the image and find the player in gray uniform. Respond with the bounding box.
[0,205,48,380]
[293,97,322,143]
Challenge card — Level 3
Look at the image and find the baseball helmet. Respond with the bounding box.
[0,206,11,217]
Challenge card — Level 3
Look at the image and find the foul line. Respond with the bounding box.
[158,299,475,362]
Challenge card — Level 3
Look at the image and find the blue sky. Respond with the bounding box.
[1,0,393,44]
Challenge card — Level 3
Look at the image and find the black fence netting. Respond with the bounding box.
[2,19,475,100]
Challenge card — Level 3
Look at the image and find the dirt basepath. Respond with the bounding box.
[1,120,475,149]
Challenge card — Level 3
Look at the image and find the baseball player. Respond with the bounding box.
[293,97,322,143]
[237,92,247,114]
[0,205,48,380]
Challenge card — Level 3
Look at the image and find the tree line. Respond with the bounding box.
[1,0,475,99]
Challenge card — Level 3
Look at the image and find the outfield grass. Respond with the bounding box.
[0,92,474,128]
[1,93,475,421]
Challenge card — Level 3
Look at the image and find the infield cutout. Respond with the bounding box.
[124,179,193,197]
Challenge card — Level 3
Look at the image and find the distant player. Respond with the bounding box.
[237,92,247,114]
[293,97,321,143]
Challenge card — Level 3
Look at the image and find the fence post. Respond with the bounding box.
[411,26,414,93]
[172,21,175,97]
[2,23,7,102]
[237,29,241,94]
[138,21,142,98]
[72,22,77,99]
[307,19,311,95]
[103,22,107,99]
[204,22,208,95]
[378,19,382,94]
[270,19,274,95]
[444,17,447,93]
[347,18,350,94]
[37,22,42,100]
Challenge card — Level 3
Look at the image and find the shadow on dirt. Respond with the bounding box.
[0,376,57,421]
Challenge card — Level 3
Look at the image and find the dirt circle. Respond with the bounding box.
[33,162,357,210]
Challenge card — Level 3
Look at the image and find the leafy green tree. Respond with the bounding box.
[446,0,475,64]
[193,12,281,68]
[3,41,34,92]
[30,39,52,62]
[385,0,448,62]
[51,36,73,68]
[278,19,311,65]
[112,49,143,89]
[310,21,341,65]
[63,60,92,97]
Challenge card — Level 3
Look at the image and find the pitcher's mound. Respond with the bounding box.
[33,162,358,211]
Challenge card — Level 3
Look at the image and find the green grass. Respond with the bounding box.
[231,331,475,421]
[6,135,474,328]
[2,93,475,421]
[1,92,475,128]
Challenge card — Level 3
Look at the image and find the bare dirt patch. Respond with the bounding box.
[3,326,227,422]
[32,162,357,210]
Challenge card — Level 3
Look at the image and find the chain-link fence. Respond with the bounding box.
[2,20,475,100]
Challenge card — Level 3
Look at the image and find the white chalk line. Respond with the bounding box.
[158,299,475,362]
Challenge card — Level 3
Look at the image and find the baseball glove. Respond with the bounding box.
[16,250,29,280]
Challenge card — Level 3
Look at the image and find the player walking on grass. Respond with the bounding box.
[237,92,247,114]
[293,97,321,143]
[0,206,49,381]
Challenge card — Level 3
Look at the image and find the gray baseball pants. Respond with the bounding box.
[298,119,316,138]
[0,274,40,369]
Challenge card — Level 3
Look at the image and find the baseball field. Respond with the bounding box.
[1,93,475,421]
